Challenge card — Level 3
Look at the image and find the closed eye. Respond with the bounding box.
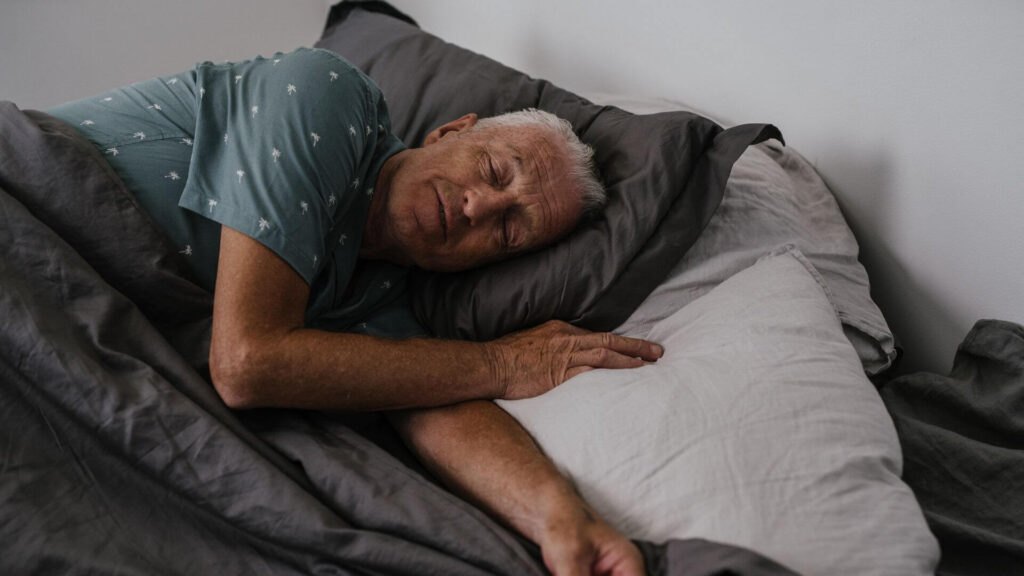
[488,157,502,187]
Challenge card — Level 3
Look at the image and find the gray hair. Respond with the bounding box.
[474,108,606,220]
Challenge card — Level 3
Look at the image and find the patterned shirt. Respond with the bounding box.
[48,48,423,337]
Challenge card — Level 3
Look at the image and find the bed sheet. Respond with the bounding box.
[880,319,1024,575]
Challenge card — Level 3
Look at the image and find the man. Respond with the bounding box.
[49,47,661,575]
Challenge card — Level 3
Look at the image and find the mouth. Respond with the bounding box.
[436,190,448,243]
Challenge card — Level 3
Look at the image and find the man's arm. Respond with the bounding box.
[210,226,652,573]
[209,226,662,411]
[391,401,644,576]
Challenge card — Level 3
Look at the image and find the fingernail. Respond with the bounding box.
[653,344,664,357]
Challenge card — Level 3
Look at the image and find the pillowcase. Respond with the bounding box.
[497,249,939,576]
[635,145,895,373]
[316,3,780,339]
[584,91,896,375]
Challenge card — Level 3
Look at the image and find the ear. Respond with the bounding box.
[422,113,478,146]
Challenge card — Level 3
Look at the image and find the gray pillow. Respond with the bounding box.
[316,3,780,339]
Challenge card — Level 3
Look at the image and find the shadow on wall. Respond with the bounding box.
[816,143,962,376]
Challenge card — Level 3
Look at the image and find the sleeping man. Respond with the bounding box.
[48,47,660,575]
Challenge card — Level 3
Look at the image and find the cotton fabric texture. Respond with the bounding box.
[47,47,418,336]
[498,249,939,576]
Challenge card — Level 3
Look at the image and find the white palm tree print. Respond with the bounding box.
[365,125,372,136]
[208,199,218,213]
[339,233,348,246]
[273,58,281,65]
[300,201,309,214]
[133,131,146,140]
[328,194,337,208]
[329,71,339,82]
[381,280,392,290]
[272,148,281,163]
[180,244,192,256]
[181,137,193,146]
[258,217,271,232]
[147,103,162,111]
[351,177,360,190]
[236,170,245,183]
[80,119,94,126]
[287,84,297,95]
[251,105,259,118]
[235,74,243,85]
[165,171,180,181]
[366,187,374,197]
[100,97,113,102]
[105,147,118,156]
[167,78,179,85]
[311,132,321,147]
[224,132,230,143]
[200,87,206,100]
[348,125,357,137]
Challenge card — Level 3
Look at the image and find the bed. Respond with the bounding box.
[2,2,1022,575]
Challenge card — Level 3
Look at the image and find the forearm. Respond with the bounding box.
[213,329,501,411]
[209,226,660,413]
[390,400,593,544]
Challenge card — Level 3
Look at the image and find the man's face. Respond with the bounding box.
[375,117,583,272]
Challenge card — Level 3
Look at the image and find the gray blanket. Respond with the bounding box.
[0,102,798,575]
[881,320,1024,575]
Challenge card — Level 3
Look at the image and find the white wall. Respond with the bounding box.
[388,0,1024,374]
[0,0,329,108]
[3,1,1021,374]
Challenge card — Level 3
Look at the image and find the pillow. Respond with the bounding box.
[497,249,939,576]
[316,3,780,339]
[583,91,896,375]
[631,142,894,372]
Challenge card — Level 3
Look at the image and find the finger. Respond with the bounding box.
[595,549,645,576]
[565,365,594,380]
[583,333,664,361]
[546,551,590,576]
[581,332,667,358]
[570,347,647,371]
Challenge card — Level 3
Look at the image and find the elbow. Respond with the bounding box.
[209,337,265,410]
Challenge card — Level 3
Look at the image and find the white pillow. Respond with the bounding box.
[497,250,938,576]
[614,142,896,375]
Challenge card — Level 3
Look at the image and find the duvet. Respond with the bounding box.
[0,102,797,575]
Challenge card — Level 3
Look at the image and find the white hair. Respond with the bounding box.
[473,108,606,220]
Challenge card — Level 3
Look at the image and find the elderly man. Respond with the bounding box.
[49,47,660,575]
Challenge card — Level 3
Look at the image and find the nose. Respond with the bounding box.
[462,187,514,225]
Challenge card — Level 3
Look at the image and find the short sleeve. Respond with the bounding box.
[179,48,381,284]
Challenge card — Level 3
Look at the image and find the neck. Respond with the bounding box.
[359,150,411,265]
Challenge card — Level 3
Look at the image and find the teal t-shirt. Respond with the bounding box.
[48,48,423,338]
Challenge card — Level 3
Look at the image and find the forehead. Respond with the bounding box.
[480,124,583,244]
[478,124,562,179]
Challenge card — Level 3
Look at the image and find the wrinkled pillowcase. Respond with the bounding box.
[585,92,896,375]
[497,249,938,576]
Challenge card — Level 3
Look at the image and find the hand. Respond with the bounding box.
[485,320,663,400]
[539,502,645,576]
